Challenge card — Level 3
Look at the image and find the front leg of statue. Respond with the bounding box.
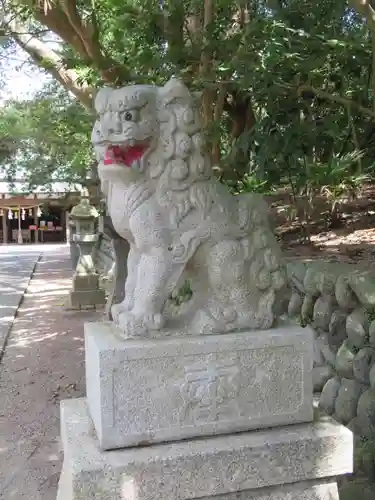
[106,236,130,319]
[117,248,185,337]
[111,245,141,322]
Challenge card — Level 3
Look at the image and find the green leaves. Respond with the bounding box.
[0,83,93,188]
[1,0,374,204]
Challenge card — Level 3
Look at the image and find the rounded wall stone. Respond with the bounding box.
[328,309,348,349]
[313,296,334,331]
[301,294,315,324]
[353,347,375,385]
[333,378,366,425]
[356,388,375,437]
[347,417,375,477]
[320,376,341,415]
[316,271,337,297]
[335,274,358,310]
[335,339,356,379]
[303,269,320,296]
[288,292,303,317]
[315,333,336,366]
[369,320,375,348]
[313,365,333,392]
[349,271,375,308]
[346,308,369,348]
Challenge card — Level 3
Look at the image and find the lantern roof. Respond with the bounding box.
[70,198,99,219]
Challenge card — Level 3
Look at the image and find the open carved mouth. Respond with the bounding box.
[104,143,148,167]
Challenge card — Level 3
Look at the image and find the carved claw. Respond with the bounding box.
[111,300,133,322]
[111,303,126,322]
[117,311,165,338]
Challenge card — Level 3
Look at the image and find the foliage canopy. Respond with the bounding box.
[1,0,375,225]
[0,83,93,189]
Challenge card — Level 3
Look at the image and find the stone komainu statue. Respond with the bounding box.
[92,77,287,338]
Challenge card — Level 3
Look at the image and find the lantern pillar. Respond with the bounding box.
[17,207,23,244]
[2,209,7,244]
[34,206,39,243]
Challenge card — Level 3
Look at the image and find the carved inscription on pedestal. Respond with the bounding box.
[177,353,241,423]
[112,345,304,434]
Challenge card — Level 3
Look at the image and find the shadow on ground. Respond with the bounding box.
[0,251,104,499]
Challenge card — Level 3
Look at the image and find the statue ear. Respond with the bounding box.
[94,87,113,113]
[160,77,192,104]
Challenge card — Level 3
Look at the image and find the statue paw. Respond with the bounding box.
[144,312,164,330]
[111,301,132,322]
[111,303,123,322]
[117,311,165,338]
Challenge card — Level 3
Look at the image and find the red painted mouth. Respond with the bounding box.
[104,144,148,167]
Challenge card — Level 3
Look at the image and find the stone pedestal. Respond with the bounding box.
[66,235,106,309]
[57,398,352,500]
[85,322,314,450]
[57,323,352,500]
[66,239,106,309]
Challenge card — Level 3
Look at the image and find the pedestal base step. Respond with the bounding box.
[66,289,106,309]
[56,398,352,500]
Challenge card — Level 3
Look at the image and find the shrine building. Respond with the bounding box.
[0,180,81,244]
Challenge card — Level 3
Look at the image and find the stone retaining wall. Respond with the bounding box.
[287,260,375,439]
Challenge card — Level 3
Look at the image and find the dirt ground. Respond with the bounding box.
[270,184,375,267]
[0,248,103,499]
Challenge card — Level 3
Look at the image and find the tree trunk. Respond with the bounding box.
[220,90,256,179]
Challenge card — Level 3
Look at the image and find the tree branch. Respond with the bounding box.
[9,20,94,107]
[20,0,132,85]
[30,2,90,56]
[349,0,375,30]
[280,83,375,119]
[60,0,96,59]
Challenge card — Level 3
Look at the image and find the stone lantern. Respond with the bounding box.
[66,198,106,309]
[67,215,79,270]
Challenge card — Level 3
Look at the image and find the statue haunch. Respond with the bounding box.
[92,77,287,338]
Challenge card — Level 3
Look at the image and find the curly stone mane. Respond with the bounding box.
[145,79,215,226]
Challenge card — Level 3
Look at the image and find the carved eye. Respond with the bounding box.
[122,109,139,122]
